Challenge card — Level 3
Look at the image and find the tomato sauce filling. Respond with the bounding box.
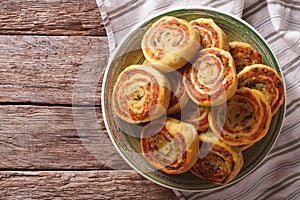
[192,141,234,183]
[141,124,187,171]
[144,18,191,60]
[113,69,160,121]
[238,66,284,114]
[185,50,234,102]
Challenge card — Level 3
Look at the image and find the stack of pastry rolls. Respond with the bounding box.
[112,15,284,185]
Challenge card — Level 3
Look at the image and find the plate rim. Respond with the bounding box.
[101,5,287,192]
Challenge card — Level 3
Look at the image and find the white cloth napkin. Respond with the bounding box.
[97,0,245,53]
[97,0,300,199]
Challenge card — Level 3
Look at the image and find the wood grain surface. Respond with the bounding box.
[0,105,129,169]
[0,171,177,199]
[0,0,105,36]
[0,35,108,105]
[0,0,178,198]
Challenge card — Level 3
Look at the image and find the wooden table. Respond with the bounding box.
[0,1,177,199]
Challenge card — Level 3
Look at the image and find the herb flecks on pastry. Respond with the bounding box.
[112,65,171,124]
[190,132,244,185]
[209,87,272,148]
[229,41,263,73]
[238,64,285,115]
[141,117,199,174]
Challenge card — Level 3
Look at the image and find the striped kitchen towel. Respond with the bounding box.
[97,0,244,53]
[97,0,300,199]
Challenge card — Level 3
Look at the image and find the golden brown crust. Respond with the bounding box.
[190,132,244,184]
[172,99,210,132]
[229,41,263,73]
[142,60,189,115]
[141,16,200,73]
[208,87,272,147]
[239,90,273,150]
[112,65,171,124]
[141,117,199,174]
[190,18,229,51]
[238,64,285,115]
[166,67,189,115]
[183,47,237,106]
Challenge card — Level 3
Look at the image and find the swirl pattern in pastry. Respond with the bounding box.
[229,41,263,73]
[112,65,171,124]
[143,58,188,114]
[183,47,237,106]
[238,64,285,115]
[141,16,200,72]
[208,87,272,147]
[190,132,244,185]
[190,18,229,51]
[141,117,199,174]
[173,99,210,133]
[166,67,189,115]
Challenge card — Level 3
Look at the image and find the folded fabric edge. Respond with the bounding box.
[96,0,245,56]
[96,0,117,54]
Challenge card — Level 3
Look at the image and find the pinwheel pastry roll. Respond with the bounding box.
[190,132,244,185]
[190,18,229,51]
[229,41,263,73]
[112,65,171,124]
[141,117,199,174]
[166,67,189,115]
[237,90,273,151]
[173,99,210,133]
[141,16,200,73]
[208,87,272,147]
[238,64,285,115]
[183,47,238,106]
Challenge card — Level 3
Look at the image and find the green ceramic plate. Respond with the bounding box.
[101,7,286,191]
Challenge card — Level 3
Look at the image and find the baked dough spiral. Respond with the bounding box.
[190,18,229,51]
[112,65,171,124]
[173,100,210,133]
[229,41,263,73]
[209,87,272,147]
[238,64,285,115]
[142,59,188,115]
[141,117,199,174]
[166,67,189,115]
[141,16,200,72]
[190,132,244,185]
[183,47,237,106]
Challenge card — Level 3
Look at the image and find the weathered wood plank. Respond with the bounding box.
[0,0,105,36]
[0,170,177,200]
[0,35,109,105]
[0,105,129,170]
